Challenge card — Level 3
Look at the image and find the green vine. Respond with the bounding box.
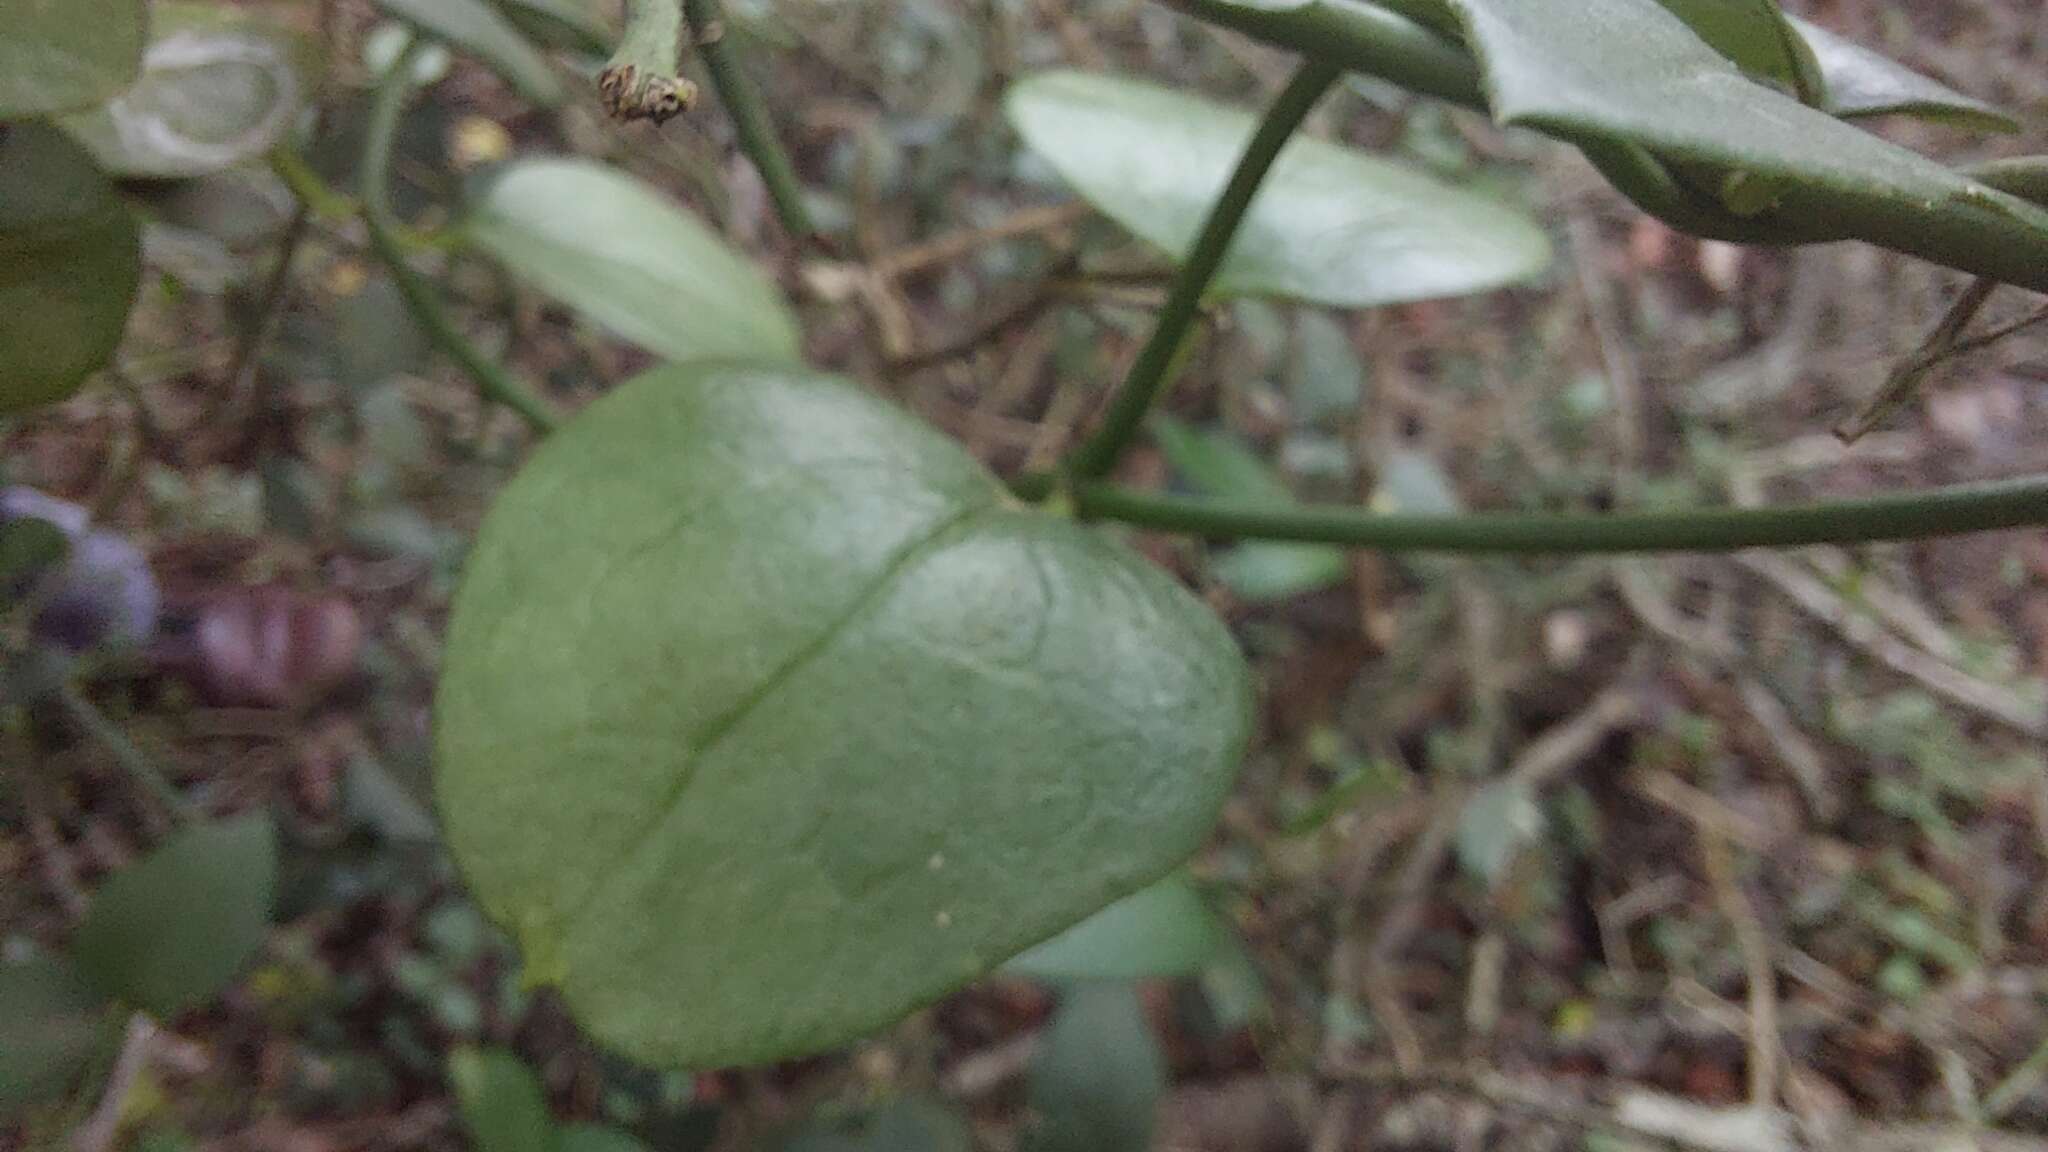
[1063,59,1342,480]
[360,35,562,435]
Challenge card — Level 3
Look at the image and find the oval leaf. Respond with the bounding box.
[1006,873,1223,981]
[1791,19,2018,132]
[436,364,1251,1068]
[1024,983,1165,1152]
[467,159,802,364]
[59,3,309,179]
[1005,70,1550,307]
[0,124,142,415]
[0,956,113,1116]
[71,814,277,1016]
[372,0,563,106]
[0,0,145,118]
[450,1048,554,1152]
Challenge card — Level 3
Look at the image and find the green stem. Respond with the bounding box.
[55,684,194,824]
[1066,59,1340,480]
[600,0,697,123]
[362,38,562,435]
[1162,0,1482,109]
[1070,474,2048,553]
[684,0,816,241]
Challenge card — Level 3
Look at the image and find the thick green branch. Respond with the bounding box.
[1163,0,1482,108]
[362,38,562,435]
[684,0,816,241]
[1161,0,2048,292]
[1071,474,2048,553]
[600,0,698,123]
[1065,59,1341,480]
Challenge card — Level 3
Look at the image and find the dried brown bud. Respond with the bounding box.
[597,65,697,125]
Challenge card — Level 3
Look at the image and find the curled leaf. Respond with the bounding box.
[59,3,309,179]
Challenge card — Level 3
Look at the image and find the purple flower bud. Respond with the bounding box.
[0,486,89,539]
[1,486,160,653]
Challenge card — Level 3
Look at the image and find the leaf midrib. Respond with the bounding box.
[549,499,998,960]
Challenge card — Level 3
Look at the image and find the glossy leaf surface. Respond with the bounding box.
[437,365,1250,1068]
[1006,872,1223,981]
[372,0,563,105]
[0,956,110,1116]
[72,814,276,1016]
[1438,0,2048,286]
[0,0,146,118]
[0,125,142,415]
[1005,70,1550,307]
[467,158,802,364]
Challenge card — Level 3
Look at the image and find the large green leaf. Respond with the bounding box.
[1791,19,2017,132]
[71,814,277,1016]
[450,1048,554,1152]
[372,0,563,106]
[0,124,142,415]
[1151,416,1347,604]
[59,3,310,179]
[1004,70,1550,308]
[1006,873,1223,981]
[0,956,112,1116]
[1438,0,2048,289]
[436,365,1250,1069]
[0,0,146,118]
[466,159,802,364]
[1023,983,1165,1152]
[1651,0,1819,100]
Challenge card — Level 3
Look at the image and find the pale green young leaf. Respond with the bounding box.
[1005,70,1550,308]
[1024,984,1165,1152]
[467,159,802,364]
